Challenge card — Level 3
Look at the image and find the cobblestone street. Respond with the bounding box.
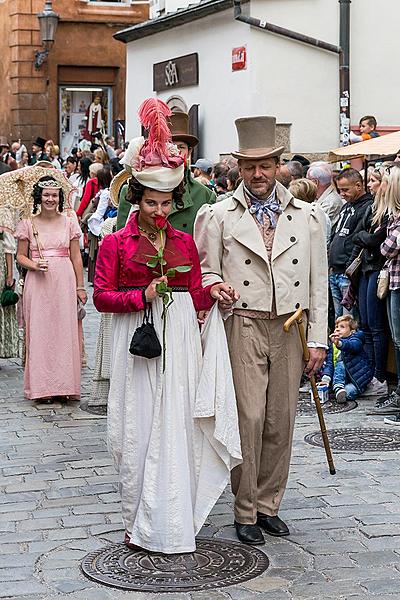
[0,292,400,600]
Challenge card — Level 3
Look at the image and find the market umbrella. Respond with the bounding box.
[0,165,75,233]
[328,130,400,162]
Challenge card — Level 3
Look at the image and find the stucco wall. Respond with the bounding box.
[125,10,254,159]
[124,3,340,158]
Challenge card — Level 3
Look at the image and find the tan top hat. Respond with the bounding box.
[168,112,199,148]
[232,116,285,160]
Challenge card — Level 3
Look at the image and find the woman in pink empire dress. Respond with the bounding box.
[16,175,87,402]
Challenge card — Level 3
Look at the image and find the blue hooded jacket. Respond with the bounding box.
[322,330,374,393]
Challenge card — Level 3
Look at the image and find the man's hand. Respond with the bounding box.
[305,348,326,376]
[210,282,239,310]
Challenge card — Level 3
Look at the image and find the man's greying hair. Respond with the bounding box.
[307,162,332,186]
[335,168,363,185]
[286,161,303,179]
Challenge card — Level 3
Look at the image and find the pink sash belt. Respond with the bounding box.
[31,249,70,258]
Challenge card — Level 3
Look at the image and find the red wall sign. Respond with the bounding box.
[232,46,247,71]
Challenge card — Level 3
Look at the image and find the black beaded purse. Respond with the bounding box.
[129,303,162,359]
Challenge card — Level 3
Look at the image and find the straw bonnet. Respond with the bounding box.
[232,116,285,160]
[110,169,130,208]
[168,112,199,148]
[0,166,75,233]
[115,98,185,206]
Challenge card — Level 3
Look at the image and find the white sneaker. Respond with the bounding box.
[299,381,311,393]
[362,377,388,397]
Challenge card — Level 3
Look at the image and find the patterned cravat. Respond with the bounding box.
[245,185,282,228]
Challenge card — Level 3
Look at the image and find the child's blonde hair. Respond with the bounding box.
[336,315,358,331]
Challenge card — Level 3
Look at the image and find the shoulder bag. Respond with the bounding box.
[377,267,390,300]
[345,249,364,288]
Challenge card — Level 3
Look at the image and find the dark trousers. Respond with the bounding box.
[358,271,388,382]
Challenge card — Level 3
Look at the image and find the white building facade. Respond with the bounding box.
[116,0,399,161]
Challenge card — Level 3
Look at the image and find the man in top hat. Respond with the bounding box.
[167,112,216,235]
[29,137,50,166]
[194,116,328,545]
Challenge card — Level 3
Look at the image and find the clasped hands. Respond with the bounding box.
[210,282,239,310]
[145,277,239,310]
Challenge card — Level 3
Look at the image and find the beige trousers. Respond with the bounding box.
[224,314,304,524]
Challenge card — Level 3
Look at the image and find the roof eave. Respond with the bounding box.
[114,0,247,43]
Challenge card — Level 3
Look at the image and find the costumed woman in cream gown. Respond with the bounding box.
[94,98,242,554]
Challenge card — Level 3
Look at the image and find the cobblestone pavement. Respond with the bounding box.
[0,291,400,600]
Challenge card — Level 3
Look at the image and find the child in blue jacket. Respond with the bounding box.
[320,315,374,403]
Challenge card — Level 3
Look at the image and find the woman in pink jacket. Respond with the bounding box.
[93,99,239,555]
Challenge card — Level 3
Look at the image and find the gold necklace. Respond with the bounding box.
[138,223,158,242]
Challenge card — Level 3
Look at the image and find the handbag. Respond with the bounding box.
[1,283,19,307]
[129,303,162,359]
[377,268,390,300]
[345,249,364,287]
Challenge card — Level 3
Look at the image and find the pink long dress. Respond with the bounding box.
[16,216,82,400]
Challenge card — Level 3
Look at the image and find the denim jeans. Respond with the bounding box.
[358,271,388,382]
[329,273,352,319]
[387,289,400,385]
[332,359,358,400]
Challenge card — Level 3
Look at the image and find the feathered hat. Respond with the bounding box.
[119,98,185,197]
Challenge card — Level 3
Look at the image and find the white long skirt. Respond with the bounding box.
[108,294,241,554]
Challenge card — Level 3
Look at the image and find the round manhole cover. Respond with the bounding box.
[305,427,400,452]
[298,396,357,416]
[81,539,269,592]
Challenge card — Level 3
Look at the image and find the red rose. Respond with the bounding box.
[154,215,167,230]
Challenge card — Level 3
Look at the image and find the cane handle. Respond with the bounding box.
[283,307,303,332]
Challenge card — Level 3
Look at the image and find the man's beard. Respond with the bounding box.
[248,179,275,199]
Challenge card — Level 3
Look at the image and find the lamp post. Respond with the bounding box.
[34,0,60,70]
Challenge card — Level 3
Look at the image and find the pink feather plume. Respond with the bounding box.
[137,98,183,169]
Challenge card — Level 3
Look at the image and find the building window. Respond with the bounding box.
[59,86,113,158]
[87,1,133,4]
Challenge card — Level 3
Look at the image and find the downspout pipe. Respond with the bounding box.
[234,0,350,147]
[339,0,351,145]
[233,0,341,55]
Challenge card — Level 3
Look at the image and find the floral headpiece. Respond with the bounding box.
[120,98,185,193]
[37,178,63,189]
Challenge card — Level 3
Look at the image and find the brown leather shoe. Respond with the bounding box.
[257,513,290,536]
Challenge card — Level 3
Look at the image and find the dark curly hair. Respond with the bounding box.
[126,176,185,211]
[32,176,65,214]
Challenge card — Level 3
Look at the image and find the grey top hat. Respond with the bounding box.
[232,116,285,160]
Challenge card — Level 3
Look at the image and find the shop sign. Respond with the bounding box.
[153,53,199,92]
[232,46,247,71]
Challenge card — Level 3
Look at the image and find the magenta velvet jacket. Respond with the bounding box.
[93,211,216,314]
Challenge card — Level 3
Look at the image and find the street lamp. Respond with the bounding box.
[34,0,60,70]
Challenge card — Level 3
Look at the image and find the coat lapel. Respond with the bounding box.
[271,183,300,261]
[230,187,269,264]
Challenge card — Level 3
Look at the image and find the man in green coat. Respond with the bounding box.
[168,112,216,235]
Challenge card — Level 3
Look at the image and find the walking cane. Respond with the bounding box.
[284,308,336,475]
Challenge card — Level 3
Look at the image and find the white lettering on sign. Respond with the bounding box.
[165,61,179,86]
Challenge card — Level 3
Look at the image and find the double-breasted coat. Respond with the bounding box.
[194,181,328,346]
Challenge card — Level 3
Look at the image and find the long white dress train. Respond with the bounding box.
[107,297,241,553]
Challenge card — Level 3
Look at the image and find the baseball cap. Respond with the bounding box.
[192,158,213,174]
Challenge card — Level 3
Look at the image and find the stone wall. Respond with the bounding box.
[0,0,148,147]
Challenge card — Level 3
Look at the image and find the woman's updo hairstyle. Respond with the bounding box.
[32,176,65,214]
[126,176,185,210]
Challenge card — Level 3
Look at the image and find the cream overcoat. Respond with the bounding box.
[194,181,328,345]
